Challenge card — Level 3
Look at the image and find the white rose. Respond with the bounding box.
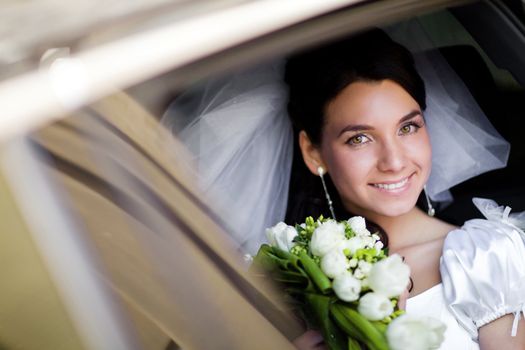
[368,254,410,298]
[357,292,394,321]
[386,314,446,350]
[265,222,298,252]
[321,249,349,278]
[310,220,345,257]
[347,216,369,236]
[332,271,361,302]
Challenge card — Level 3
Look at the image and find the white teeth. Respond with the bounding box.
[373,178,408,190]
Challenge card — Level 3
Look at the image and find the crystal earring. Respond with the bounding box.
[317,166,337,220]
[423,185,435,217]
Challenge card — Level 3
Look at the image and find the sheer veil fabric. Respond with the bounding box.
[162,62,292,254]
[162,24,509,254]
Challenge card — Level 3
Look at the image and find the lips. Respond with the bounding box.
[369,173,414,193]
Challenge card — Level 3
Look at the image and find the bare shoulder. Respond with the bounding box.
[394,218,458,297]
[428,217,458,241]
[398,217,457,254]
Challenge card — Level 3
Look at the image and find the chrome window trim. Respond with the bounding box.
[0,0,469,142]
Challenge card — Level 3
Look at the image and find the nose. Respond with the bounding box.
[377,138,406,173]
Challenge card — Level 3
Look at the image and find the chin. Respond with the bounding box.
[363,181,425,218]
[365,196,418,218]
[376,204,414,217]
[344,195,416,220]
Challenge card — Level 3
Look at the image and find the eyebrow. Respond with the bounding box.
[338,110,422,136]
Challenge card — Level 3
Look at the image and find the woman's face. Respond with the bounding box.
[314,79,431,219]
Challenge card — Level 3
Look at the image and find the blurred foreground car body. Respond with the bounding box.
[1,0,525,349]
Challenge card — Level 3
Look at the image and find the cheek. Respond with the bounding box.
[409,132,432,174]
[322,145,376,188]
[397,132,433,190]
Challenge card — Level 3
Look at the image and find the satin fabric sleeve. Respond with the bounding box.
[440,218,525,340]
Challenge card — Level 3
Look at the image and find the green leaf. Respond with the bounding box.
[251,245,319,293]
[250,244,279,272]
[273,270,309,286]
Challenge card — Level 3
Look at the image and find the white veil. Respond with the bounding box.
[162,26,510,253]
[386,21,510,203]
[162,61,292,254]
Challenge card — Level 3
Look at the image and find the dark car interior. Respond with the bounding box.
[440,0,525,223]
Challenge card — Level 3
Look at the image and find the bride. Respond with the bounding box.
[162,28,525,349]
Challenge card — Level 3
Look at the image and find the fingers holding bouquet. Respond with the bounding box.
[293,330,328,350]
[252,216,446,350]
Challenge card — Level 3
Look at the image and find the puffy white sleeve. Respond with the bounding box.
[440,198,525,340]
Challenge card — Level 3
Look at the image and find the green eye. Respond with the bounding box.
[348,135,365,145]
[400,125,412,134]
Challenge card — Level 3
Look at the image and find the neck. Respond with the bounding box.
[362,206,433,250]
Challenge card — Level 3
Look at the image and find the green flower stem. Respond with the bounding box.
[298,251,332,294]
[347,337,362,350]
[331,304,389,350]
[330,304,366,342]
[305,294,346,350]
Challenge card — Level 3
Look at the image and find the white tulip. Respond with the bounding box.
[386,314,446,350]
[344,236,367,255]
[347,216,369,236]
[424,317,447,349]
[358,260,372,275]
[362,235,376,248]
[354,268,366,279]
[357,292,393,321]
[265,222,298,252]
[368,254,410,298]
[321,249,349,278]
[332,271,361,302]
[310,220,345,257]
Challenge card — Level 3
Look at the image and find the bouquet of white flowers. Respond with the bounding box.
[251,216,446,350]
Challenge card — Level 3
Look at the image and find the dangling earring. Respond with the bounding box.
[423,185,435,217]
[317,166,337,220]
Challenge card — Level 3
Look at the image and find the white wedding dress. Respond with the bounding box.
[407,284,478,349]
[407,198,525,349]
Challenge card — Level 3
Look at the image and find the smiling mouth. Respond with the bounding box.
[370,174,413,191]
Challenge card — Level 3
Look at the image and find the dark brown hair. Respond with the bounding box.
[284,28,427,245]
[285,28,426,145]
